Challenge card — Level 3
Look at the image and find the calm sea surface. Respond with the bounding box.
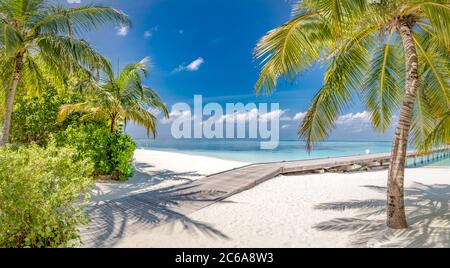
[135,139,449,167]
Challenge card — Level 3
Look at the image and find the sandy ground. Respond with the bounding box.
[92,149,248,202]
[94,149,450,248]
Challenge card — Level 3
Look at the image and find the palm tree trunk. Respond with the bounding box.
[1,53,24,146]
[110,116,116,134]
[387,17,419,229]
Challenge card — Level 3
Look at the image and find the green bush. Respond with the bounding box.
[10,88,137,181]
[0,143,94,248]
[10,88,82,146]
[57,123,137,181]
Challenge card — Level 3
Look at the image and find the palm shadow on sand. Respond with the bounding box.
[82,163,233,248]
[92,161,204,202]
[313,182,450,247]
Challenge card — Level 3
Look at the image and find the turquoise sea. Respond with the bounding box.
[136,139,449,167]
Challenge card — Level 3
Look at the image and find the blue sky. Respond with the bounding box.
[63,0,395,141]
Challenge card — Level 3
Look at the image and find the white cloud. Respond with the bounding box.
[67,0,81,3]
[334,111,372,133]
[186,58,204,71]
[279,110,373,133]
[144,26,159,38]
[336,111,371,126]
[215,109,257,124]
[259,109,286,122]
[116,24,129,37]
[215,109,286,125]
[278,111,307,122]
[292,112,307,121]
[174,57,205,72]
[281,124,291,129]
[161,110,194,124]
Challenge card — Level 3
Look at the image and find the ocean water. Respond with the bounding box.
[136,139,449,167]
[425,158,450,167]
[136,139,391,162]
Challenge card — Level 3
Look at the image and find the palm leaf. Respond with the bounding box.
[406,1,450,51]
[413,31,450,117]
[418,111,450,152]
[254,12,331,94]
[123,106,158,138]
[300,27,375,151]
[29,4,130,37]
[411,86,436,151]
[363,30,405,132]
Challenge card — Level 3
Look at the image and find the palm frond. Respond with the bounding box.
[123,106,158,138]
[29,4,130,37]
[413,31,450,117]
[254,12,331,94]
[406,1,450,51]
[0,0,45,23]
[418,111,450,152]
[300,27,374,151]
[364,30,405,132]
[57,102,96,123]
[117,57,149,96]
[20,55,46,96]
[37,34,109,71]
[296,0,369,35]
[141,86,169,118]
[410,86,437,152]
[0,20,24,56]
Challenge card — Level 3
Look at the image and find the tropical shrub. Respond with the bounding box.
[9,88,136,181]
[0,143,94,248]
[0,0,129,146]
[57,123,137,181]
[10,88,82,146]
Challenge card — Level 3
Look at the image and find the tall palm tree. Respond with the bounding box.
[254,0,449,229]
[0,0,130,145]
[57,57,169,137]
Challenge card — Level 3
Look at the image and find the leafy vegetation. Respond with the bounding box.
[0,143,94,248]
[10,88,81,145]
[57,123,137,181]
[254,0,450,229]
[57,57,169,136]
[0,1,167,248]
[0,0,130,145]
[10,87,138,181]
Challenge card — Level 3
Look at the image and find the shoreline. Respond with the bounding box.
[91,149,249,202]
[92,148,448,203]
[135,143,449,167]
[87,148,449,248]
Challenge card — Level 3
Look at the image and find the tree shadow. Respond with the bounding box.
[81,183,232,248]
[92,161,204,202]
[313,182,450,247]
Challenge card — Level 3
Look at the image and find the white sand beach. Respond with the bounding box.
[92,149,249,202]
[93,149,450,248]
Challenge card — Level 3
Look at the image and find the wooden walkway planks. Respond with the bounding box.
[80,148,449,247]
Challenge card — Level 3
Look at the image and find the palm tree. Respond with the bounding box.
[57,57,169,137]
[0,0,130,146]
[254,0,449,229]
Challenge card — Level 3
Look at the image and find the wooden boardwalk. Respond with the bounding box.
[80,148,449,247]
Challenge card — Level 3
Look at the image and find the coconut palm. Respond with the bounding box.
[0,0,130,145]
[57,57,169,137]
[254,0,449,229]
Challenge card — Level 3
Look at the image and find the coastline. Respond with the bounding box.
[114,167,450,248]
[89,148,449,248]
[92,149,249,202]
